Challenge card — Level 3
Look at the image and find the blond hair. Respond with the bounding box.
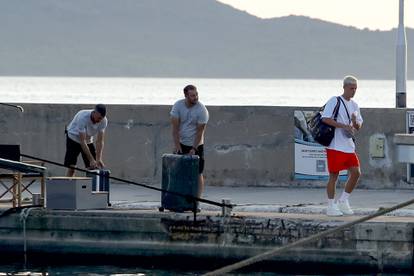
[343,75,358,86]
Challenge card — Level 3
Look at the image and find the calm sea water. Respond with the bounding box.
[0,262,381,276]
[0,77,413,107]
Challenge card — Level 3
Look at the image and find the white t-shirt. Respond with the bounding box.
[170,99,209,146]
[321,96,363,153]
[67,109,108,144]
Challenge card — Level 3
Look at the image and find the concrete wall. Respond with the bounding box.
[0,209,412,273]
[0,104,411,188]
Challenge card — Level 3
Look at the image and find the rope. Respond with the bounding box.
[203,197,414,276]
[0,205,42,218]
[19,207,36,267]
[20,153,233,209]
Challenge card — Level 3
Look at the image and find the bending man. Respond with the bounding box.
[64,104,108,177]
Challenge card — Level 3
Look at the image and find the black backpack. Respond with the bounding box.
[308,97,340,146]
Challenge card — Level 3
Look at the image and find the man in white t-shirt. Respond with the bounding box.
[321,76,363,216]
[64,104,108,177]
[170,84,209,198]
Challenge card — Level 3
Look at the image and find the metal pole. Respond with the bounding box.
[396,0,407,108]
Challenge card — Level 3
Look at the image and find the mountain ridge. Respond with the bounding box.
[0,0,412,79]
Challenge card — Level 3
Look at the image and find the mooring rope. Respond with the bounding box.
[20,153,232,209]
[203,197,414,276]
[19,207,36,267]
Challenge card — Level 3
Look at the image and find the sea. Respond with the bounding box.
[0,77,413,107]
[0,260,387,276]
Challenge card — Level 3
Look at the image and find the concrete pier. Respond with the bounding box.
[1,185,414,273]
[0,208,413,273]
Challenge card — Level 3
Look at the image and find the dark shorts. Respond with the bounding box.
[180,143,205,174]
[64,136,96,168]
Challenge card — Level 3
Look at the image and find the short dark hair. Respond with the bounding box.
[94,104,106,117]
[183,84,197,95]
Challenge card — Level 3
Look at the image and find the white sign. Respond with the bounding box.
[294,110,347,180]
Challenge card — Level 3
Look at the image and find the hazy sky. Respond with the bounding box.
[217,0,414,31]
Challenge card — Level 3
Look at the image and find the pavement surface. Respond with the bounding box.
[110,184,414,217]
[3,183,414,217]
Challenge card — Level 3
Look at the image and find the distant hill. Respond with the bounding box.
[0,0,412,79]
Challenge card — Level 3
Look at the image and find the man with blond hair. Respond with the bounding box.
[321,76,363,216]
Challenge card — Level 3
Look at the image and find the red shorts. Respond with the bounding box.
[326,149,360,173]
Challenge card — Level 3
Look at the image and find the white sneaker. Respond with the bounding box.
[326,204,343,216]
[337,200,354,215]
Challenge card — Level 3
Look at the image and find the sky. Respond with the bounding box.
[217,0,414,31]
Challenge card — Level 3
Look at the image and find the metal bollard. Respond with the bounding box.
[32,193,42,206]
[222,198,232,217]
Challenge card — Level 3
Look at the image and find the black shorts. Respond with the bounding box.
[64,136,96,168]
[180,143,205,174]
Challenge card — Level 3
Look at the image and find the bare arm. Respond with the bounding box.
[79,132,97,169]
[352,121,362,130]
[189,123,206,155]
[322,118,347,129]
[171,117,182,153]
[322,118,356,135]
[351,113,362,130]
[96,130,105,168]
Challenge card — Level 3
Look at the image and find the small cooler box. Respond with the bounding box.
[161,154,199,212]
[86,169,111,205]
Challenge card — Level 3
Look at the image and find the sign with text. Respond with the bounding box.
[294,110,347,180]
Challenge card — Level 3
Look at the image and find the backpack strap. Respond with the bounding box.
[320,97,340,116]
[338,96,356,142]
[318,97,340,122]
[332,97,341,120]
[337,96,351,123]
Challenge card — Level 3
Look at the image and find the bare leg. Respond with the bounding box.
[66,167,75,177]
[198,174,204,198]
[344,166,361,194]
[327,172,339,199]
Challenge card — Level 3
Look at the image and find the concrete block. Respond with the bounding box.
[355,223,413,242]
[46,177,107,210]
